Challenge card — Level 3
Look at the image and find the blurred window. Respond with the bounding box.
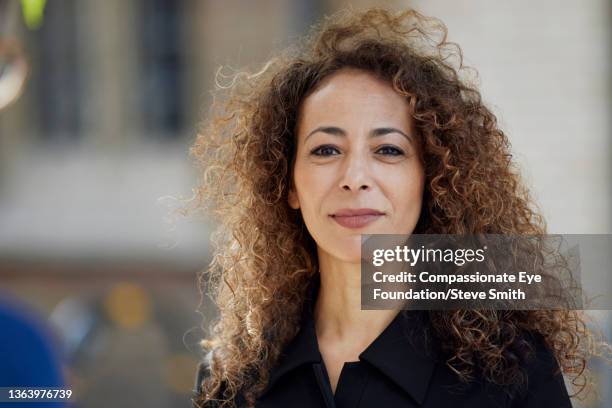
[138,0,186,139]
[32,0,81,140]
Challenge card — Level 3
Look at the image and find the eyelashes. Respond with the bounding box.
[310,144,405,157]
[310,145,340,156]
[376,145,405,156]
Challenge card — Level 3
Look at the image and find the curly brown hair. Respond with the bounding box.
[186,6,607,407]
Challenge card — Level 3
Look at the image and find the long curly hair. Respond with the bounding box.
[187,7,607,407]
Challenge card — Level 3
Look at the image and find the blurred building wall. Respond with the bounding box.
[409,0,611,234]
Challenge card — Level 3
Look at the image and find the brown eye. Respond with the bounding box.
[376,145,404,156]
[311,145,340,156]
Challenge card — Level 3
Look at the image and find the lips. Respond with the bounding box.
[330,208,385,229]
[332,208,385,217]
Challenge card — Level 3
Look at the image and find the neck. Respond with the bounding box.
[313,247,400,351]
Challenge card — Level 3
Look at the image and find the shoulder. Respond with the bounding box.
[512,333,572,407]
[194,350,214,394]
[192,350,219,408]
[192,350,248,408]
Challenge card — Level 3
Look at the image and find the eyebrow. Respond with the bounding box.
[304,126,413,143]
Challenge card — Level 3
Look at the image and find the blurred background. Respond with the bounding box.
[0,0,609,407]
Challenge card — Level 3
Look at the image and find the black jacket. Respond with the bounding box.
[193,278,572,408]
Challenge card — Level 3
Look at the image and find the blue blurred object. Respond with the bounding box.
[0,292,70,407]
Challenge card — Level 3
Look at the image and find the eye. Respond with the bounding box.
[311,145,341,156]
[376,145,405,156]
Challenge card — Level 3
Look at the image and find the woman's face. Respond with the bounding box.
[288,68,425,263]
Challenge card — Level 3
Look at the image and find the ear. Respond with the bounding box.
[287,186,300,210]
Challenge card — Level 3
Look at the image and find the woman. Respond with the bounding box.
[188,7,601,408]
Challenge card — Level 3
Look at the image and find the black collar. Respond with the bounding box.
[261,275,438,405]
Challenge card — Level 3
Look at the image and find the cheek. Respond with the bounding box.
[293,162,327,213]
[386,165,425,217]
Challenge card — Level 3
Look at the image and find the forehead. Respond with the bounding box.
[297,68,411,131]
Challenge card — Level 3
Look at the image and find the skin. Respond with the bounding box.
[288,68,426,394]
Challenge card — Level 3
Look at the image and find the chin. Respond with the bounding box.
[333,241,363,264]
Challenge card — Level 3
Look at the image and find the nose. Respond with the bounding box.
[338,151,372,192]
